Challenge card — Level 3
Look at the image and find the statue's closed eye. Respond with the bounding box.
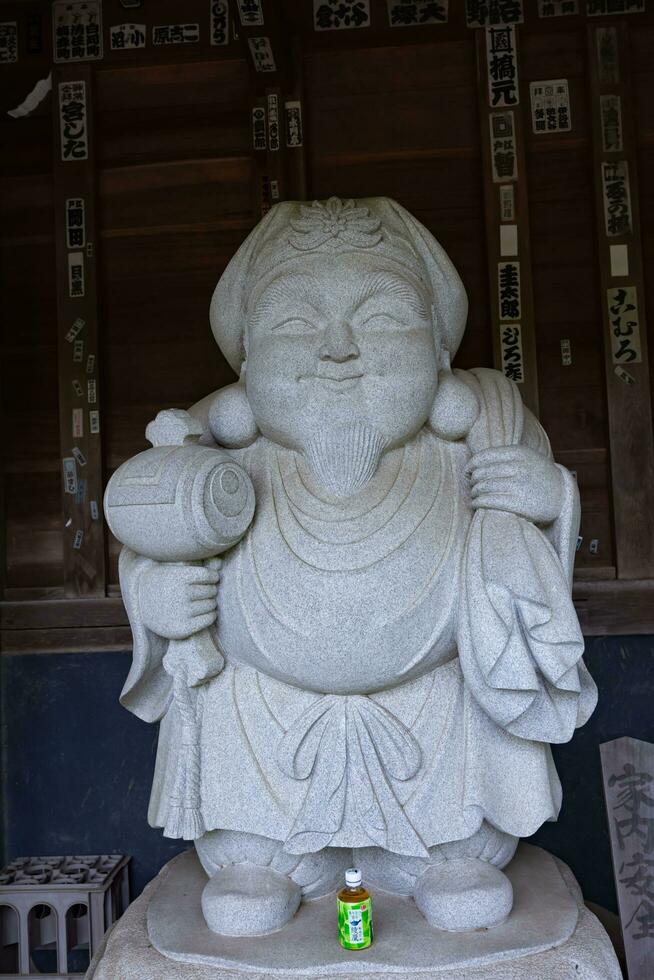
[271,317,318,336]
[358,312,413,331]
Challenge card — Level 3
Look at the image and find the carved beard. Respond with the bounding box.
[304,421,388,498]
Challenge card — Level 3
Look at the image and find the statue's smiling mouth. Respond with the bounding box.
[300,372,364,391]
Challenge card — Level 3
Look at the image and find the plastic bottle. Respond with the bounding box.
[337,867,373,950]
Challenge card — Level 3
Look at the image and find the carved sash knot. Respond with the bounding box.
[277,693,428,857]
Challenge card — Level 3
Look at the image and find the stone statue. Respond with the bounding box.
[104,197,597,938]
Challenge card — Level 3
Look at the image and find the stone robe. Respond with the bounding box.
[119,369,596,858]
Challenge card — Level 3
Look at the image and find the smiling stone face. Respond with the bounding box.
[244,252,439,494]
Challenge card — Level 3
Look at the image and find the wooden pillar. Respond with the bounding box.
[476,25,539,417]
[230,0,307,215]
[587,23,654,579]
[52,64,105,597]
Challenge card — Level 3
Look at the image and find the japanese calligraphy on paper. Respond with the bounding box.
[238,0,264,25]
[314,0,371,30]
[500,184,515,220]
[59,81,88,161]
[387,1,448,25]
[248,36,276,71]
[210,1,229,45]
[602,160,632,237]
[53,1,102,62]
[109,24,146,50]
[596,27,620,85]
[600,94,623,153]
[588,0,644,15]
[538,0,578,14]
[66,198,85,248]
[268,94,280,151]
[498,261,521,320]
[153,24,199,46]
[601,737,654,977]
[68,252,85,298]
[467,0,523,27]
[286,101,303,147]
[489,110,518,181]
[607,286,641,364]
[0,22,17,63]
[501,324,524,383]
[252,106,266,151]
[530,79,571,134]
[486,25,519,107]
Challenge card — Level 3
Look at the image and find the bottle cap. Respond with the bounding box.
[345,867,362,887]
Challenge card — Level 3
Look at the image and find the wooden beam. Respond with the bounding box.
[476,25,540,417]
[587,23,654,579]
[52,65,106,596]
[230,0,307,213]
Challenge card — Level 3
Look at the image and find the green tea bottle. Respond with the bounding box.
[337,867,373,950]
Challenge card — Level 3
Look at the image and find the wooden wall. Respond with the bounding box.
[1,0,654,645]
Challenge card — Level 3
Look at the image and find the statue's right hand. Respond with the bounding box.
[138,559,222,640]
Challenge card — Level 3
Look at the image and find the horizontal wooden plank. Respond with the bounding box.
[1,597,128,629]
[305,41,475,97]
[3,577,654,648]
[99,157,253,231]
[96,60,250,113]
[0,626,133,654]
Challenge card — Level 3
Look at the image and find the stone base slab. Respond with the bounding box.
[87,845,621,980]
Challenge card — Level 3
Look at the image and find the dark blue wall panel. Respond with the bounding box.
[0,651,186,899]
[2,636,653,907]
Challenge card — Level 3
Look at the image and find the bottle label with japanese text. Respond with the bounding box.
[337,898,373,949]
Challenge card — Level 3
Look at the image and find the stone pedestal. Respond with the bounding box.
[87,845,621,980]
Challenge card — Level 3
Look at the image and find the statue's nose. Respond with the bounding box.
[318,321,360,363]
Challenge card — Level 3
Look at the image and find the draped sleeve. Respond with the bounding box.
[118,546,172,723]
[455,368,597,744]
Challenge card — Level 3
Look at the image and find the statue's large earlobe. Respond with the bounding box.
[207,366,259,448]
[428,350,480,441]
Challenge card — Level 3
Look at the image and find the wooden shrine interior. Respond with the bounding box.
[1,0,654,651]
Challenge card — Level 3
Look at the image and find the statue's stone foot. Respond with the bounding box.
[201,865,301,937]
[413,857,513,932]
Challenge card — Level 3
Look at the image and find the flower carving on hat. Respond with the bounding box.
[289,197,383,251]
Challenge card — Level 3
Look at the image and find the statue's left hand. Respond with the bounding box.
[466,445,565,525]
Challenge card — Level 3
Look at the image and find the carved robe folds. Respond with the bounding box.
[119,369,596,857]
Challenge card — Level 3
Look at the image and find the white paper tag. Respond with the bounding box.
[152,23,199,45]
[53,1,102,62]
[285,101,303,147]
[68,251,85,298]
[248,36,276,71]
[89,410,100,434]
[109,23,146,49]
[607,285,641,365]
[63,457,77,494]
[530,79,571,134]
[72,407,84,438]
[609,244,629,278]
[65,317,85,343]
[58,80,88,160]
[65,198,86,249]
[0,22,18,63]
[498,261,521,320]
[500,224,518,256]
[210,1,229,45]
[486,25,519,108]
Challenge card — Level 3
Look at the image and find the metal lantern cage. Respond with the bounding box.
[0,854,130,977]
